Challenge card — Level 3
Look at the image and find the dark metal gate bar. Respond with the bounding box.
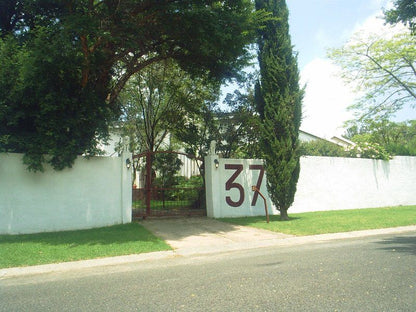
[132,151,206,218]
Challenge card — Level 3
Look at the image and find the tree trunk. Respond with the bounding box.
[280,208,289,221]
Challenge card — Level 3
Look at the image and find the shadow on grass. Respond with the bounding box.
[222,215,301,226]
[0,223,162,246]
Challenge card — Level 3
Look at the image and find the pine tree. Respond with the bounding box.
[255,0,303,220]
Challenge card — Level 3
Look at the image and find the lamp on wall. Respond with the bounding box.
[126,158,131,169]
[214,159,219,169]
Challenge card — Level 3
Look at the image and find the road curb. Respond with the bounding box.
[1,225,415,279]
[0,251,176,280]
[174,225,416,256]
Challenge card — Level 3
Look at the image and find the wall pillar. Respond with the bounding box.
[204,154,221,218]
[120,141,132,224]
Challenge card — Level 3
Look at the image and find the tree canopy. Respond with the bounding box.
[119,59,220,155]
[328,30,416,121]
[385,0,416,34]
[0,0,267,170]
[0,25,115,171]
[345,118,416,157]
[218,82,262,159]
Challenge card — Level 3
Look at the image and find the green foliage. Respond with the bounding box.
[1,1,265,86]
[151,152,183,203]
[255,0,303,218]
[171,175,204,202]
[0,27,115,171]
[1,0,267,171]
[298,140,347,157]
[385,0,416,34]
[119,60,219,155]
[328,30,416,121]
[174,101,220,161]
[152,156,203,203]
[218,87,263,158]
[346,118,416,157]
[348,136,391,160]
[152,152,183,188]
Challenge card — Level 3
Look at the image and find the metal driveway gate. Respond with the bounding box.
[132,151,205,218]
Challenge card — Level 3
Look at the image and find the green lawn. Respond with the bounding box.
[0,223,171,269]
[220,205,416,236]
[2,206,415,269]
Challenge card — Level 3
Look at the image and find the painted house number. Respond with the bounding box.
[224,164,265,207]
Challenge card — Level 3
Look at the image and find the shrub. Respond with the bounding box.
[298,140,347,157]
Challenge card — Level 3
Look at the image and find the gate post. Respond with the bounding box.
[205,141,221,218]
[121,146,132,223]
[145,151,152,217]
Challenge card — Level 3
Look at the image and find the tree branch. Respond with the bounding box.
[364,50,416,100]
[107,54,167,105]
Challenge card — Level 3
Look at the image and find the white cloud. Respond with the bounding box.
[301,7,409,138]
[300,58,355,138]
[349,9,408,42]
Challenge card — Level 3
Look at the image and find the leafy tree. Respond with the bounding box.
[328,30,416,121]
[347,135,391,160]
[345,118,416,157]
[172,175,204,202]
[298,140,347,157]
[0,26,115,171]
[119,59,219,207]
[119,60,219,155]
[0,0,267,171]
[173,101,220,175]
[385,0,416,34]
[153,153,183,188]
[152,151,183,204]
[218,88,262,159]
[255,0,303,220]
[171,100,219,210]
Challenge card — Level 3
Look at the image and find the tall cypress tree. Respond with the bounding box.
[255,0,303,220]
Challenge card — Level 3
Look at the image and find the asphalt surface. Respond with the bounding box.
[1,230,415,311]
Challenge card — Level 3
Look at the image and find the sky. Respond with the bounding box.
[221,0,415,139]
[286,0,416,138]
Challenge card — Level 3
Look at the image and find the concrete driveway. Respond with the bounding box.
[138,217,293,255]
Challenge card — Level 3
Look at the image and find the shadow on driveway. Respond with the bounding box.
[138,217,292,252]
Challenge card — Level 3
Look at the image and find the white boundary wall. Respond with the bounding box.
[205,155,416,218]
[291,156,416,213]
[0,152,132,234]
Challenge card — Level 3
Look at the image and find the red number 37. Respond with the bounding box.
[224,164,264,207]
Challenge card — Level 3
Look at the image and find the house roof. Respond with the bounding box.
[299,129,326,141]
[330,135,355,148]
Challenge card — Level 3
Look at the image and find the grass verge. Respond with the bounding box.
[0,223,171,269]
[221,205,416,236]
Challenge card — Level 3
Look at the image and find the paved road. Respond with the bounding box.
[1,231,415,311]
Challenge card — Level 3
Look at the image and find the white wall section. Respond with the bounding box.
[205,156,416,218]
[0,152,132,234]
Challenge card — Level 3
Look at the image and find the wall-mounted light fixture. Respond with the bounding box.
[214,159,219,169]
[126,158,131,169]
